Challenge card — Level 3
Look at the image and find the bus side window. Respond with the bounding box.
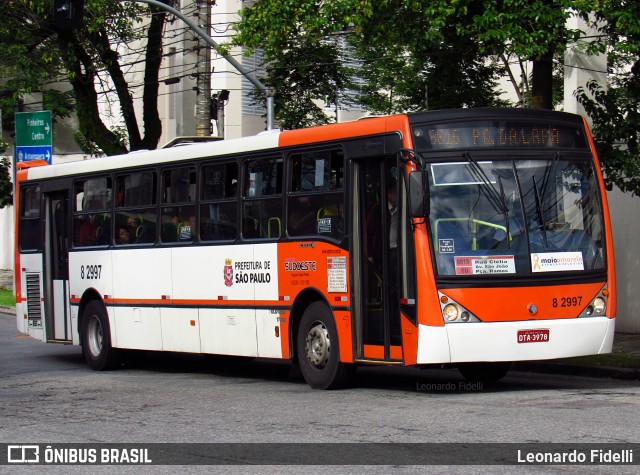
[115,172,157,245]
[19,186,41,251]
[73,177,112,247]
[242,156,283,240]
[200,161,238,242]
[287,149,344,240]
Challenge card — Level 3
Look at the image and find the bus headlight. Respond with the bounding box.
[580,293,608,317]
[438,292,482,323]
[593,297,606,314]
[443,304,460,322]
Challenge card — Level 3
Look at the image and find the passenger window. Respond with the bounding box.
[200,162,238,241]
[161,167,196,243]
[287,150,344,240]
[115,172,157,245]
[242,157,283,239]
[19,186,41,251]
[73,177,112,247]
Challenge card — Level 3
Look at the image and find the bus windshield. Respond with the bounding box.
[427,156,605,277]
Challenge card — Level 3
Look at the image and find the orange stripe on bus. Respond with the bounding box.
[278,115,411,148]
[584,117,617,319]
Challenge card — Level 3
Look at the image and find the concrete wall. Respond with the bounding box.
[0,204,13,271]
[607,189,640,333]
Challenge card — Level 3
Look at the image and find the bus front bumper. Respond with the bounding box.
[416,316,615,364]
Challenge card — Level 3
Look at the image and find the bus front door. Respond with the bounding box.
[43,191,72,343]
[354,158,402,362]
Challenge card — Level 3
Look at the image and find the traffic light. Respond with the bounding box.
[53,0,84,29]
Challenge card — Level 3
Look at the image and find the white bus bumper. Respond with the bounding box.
[416,317,615,364]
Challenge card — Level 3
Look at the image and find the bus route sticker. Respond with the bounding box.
[327,256,347,293]
[439,238,455,253]
[455,255,516,275]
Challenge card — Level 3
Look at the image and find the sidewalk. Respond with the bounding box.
[1,268,638,380]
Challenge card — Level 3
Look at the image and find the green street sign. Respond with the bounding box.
[15,111,53,164]
[15,111,52,146]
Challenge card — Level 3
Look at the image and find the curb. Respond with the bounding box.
[0,305,15,315]
[513,361,640,381]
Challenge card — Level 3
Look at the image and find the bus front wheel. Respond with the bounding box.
[81,300,120,371]
[297,302,354,389]
[458,362,511,383]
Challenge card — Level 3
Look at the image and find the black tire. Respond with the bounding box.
[296,301,354,389]
[80,300,120,370]
[458,362,511,383]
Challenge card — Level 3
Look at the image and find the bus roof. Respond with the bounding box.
[20,109,584,182]
[21,130,282,181]
[20,114,407,182]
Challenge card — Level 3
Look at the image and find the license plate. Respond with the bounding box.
[517,329,550,343]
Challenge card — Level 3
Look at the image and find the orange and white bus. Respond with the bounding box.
[14,108,616,388]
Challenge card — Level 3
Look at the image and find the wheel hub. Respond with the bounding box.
[305,322,330,368]
[87,315,103,357]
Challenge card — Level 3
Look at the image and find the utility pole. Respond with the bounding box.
[194,0,212,137]
[125,0,275,131]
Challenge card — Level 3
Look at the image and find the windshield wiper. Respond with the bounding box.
[497,174,510,244]
[539,152,561,206]
[464,152,512,247]
[532,176,549,248]
[464,152,509,215]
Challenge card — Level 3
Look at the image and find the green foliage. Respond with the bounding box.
[350,1,509,114]
[0,134,10,209]
[234,0,510,128]
[471,0,579,58]
[234,0,640,195]
[249,38,354,129]
[575,0,640,195]
[0,155,12,209]
[0,136,10,208]
[0,0,164,155]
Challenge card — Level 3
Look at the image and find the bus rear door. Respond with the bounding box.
[43,190,72,343]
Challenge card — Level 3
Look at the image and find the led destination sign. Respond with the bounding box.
[413,121,587,150]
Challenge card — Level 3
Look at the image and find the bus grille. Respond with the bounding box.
[26,273,42,326]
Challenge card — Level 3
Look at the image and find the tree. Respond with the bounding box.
[234,1,354,128]
[576,1,640,195]
[466,0,586,110]
[234,0,508,128]
[347,1,509,114]
[0,0,168,156]
[250,38,353,130]
[0,139,11,209]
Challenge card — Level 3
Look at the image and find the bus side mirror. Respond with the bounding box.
[409,170,429,218]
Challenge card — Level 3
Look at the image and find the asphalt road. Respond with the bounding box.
[1,311,639,474]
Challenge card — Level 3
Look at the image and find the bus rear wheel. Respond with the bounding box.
[297,302,354,389]
[458,362,511,383]
[81,300,120,370]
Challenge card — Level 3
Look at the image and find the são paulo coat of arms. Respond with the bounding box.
[224,258,233,287]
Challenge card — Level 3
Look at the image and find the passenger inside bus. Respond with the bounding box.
[78,215,96,246]
[288,195,318,236]
[117,226,132,245]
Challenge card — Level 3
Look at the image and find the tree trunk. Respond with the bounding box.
[140,7,167,150]
[58,31,128,156]
[531,53,554,110]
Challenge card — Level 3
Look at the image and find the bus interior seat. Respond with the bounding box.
[267,217,281,238]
